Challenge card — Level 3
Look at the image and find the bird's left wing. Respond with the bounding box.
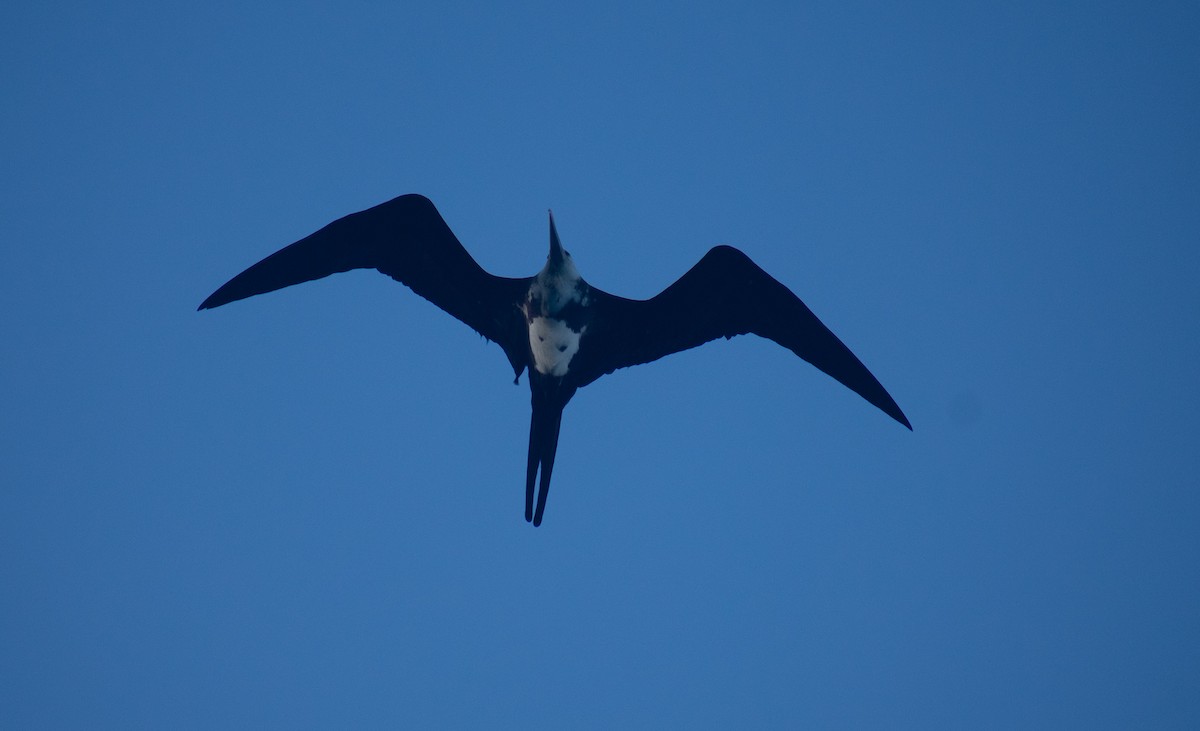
[571,245,911,429]
[199,194,532,375]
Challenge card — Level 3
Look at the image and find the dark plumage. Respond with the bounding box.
[200,194,910,526]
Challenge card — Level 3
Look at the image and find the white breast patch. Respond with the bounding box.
[529,317,585,377]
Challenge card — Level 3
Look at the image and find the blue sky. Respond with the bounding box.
[3,1,1198,728]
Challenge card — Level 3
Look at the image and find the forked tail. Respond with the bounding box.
[524,378,575,527]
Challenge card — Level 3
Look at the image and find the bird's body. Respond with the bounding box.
[523,225,590,378]
[200,194,910,526]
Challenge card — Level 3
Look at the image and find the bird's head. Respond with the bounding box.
[529,209,587,315]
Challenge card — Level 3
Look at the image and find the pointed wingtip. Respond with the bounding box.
[879,396,912,431]
[197,291,228,311]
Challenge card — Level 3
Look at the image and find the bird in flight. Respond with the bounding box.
[199,194,910,526]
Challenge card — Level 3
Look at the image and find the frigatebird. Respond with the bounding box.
[199,194,910,526]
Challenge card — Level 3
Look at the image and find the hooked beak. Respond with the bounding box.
[548,210,564,265]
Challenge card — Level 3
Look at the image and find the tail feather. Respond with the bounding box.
[533,408,563,527]
[525,418,540,523]
[524,378,576,527]
[525,401,564,527]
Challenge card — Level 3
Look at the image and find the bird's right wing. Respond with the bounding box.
[572,245,910,429]
[199,194,532,375]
